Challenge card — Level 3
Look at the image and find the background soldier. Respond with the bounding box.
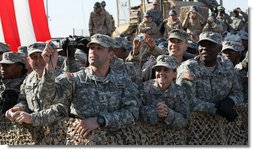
[216,6,232,34]
[138,13,159,39]
[162,9,182,38]
[0,52,27,114]
[89,2,113,36]
[39,34,139,138]
[147,0,163,27]
[229,7,248,34]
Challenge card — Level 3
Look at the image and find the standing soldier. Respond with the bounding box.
[182,6,206,43]
[38,34,139,138]
[101,1,115,35]
[138,13,159,39]
[176,31,243,122]
[0,52,27,114]
[147,0,163,27]
[89,2,113,36]
[216,6,232,34]
[229,7,248,34]
[162,9,182,38]
[202,14,223,35]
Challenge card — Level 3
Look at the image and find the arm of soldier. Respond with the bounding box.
[99,78,139,129]
[105,14,113,34]
[14,78,30,112]
[163,88,190,128]
[139,89,160,125]
[145,35,166,57]
[38,70,73,105]
[197,12,206,25]
[176,64,217,113]
[224,13,233,24]
[182,13,190,29]
[227,70,244,104]
[125,39,142,64]
[30,102,70,126]
[240,10,248,22]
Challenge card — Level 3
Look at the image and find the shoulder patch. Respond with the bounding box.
[182,71,196,81]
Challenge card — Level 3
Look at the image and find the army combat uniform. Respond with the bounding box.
[140,55,189,128]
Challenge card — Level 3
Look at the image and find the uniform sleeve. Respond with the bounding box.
[38,68,73,106]
[228,69,244,104]
[100,78,139,129]
[176,64,217,113]
[139,89,159,125]
[15,78,31,112]
[164,88,190,128]
[31,103,69,126]
[146,45,166,57]
[182,16,189,29]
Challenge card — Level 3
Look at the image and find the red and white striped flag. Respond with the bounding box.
[0,0,51,52]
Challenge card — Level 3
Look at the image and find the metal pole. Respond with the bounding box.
[116,0,120,26]
[46,0,49,21]
[220,0,223,6]
[128,0,131,22]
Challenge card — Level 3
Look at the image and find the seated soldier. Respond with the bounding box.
[140,55,189,128]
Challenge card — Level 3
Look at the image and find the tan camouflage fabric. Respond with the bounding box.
[87,34,114,48]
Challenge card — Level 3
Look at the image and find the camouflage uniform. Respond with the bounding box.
[229,10,248,33]
[18,46,28,57]
[146,4,163,26]
[182,7,206,42]
[140,55,189,128]
[74,49,87,70]
[14,43,66,126]
[138,13,159,39]
[89,5,113,36]
[162,10,182,38]
[0,52,26,114]
[176,32,243,113]
[202,16,223,34]
[216,6,233,33]
[38,34,139,130]
[0,42,10,61]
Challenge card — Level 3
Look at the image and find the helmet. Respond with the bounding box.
[169,9,177,16]
[101,1,106,7]
[94,2,101,8]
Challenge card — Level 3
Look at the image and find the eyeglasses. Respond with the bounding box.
[155,67,170,72]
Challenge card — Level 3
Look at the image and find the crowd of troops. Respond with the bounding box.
[0,0,248,144]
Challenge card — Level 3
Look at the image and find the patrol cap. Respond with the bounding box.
[28,42,46,56]
[0,42,10,53]
[18,46,28,57]
[74,49,87,63]
[0,52,25,64]
[168,29,189,42]
[198,31,222,45]
[222,41,244,53]
[224,34,242,44]
[158,41,168,52]
[101,1,106,7]
[237,30,248,40]
[94,2,101,8]
[87,34,114,48]
[113,37,123,49]
[169,9,177,16]
[153,55,178,69]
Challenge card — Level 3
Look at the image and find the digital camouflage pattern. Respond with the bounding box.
[198,31,222,45]
[229,11,248,33]
[15,68,66,126]
[27,42,46,56]
[38,66,139,130]
[176,56,243,113]
[153,55,178,69]
[221,41,244,53]
[169,29,189,42]
[18,46,28,57]
[146,6,163,27]
[0,52,26,64]
[87,34,114,48]
[140,80,189,128]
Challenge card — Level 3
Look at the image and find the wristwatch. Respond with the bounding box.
[97,115,106,127]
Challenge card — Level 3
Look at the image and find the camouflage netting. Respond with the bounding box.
[0,104,248,145]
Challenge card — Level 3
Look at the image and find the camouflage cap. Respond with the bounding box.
[0,52,25,64]
[144,12,151,17]
[237,30,248,40]
[168,9,177,16]
[28,42,46,56]
[222,41,244,53]
[87,34,114,48]
[217,5,225,10]
[74,49,87,63]
[153,55,178,69]
[113,37,124,49]
[168,29,189,42]
[198,31,222,45]
[18,46,28,57]
[0,42,10,53]
[189,6,197,12]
